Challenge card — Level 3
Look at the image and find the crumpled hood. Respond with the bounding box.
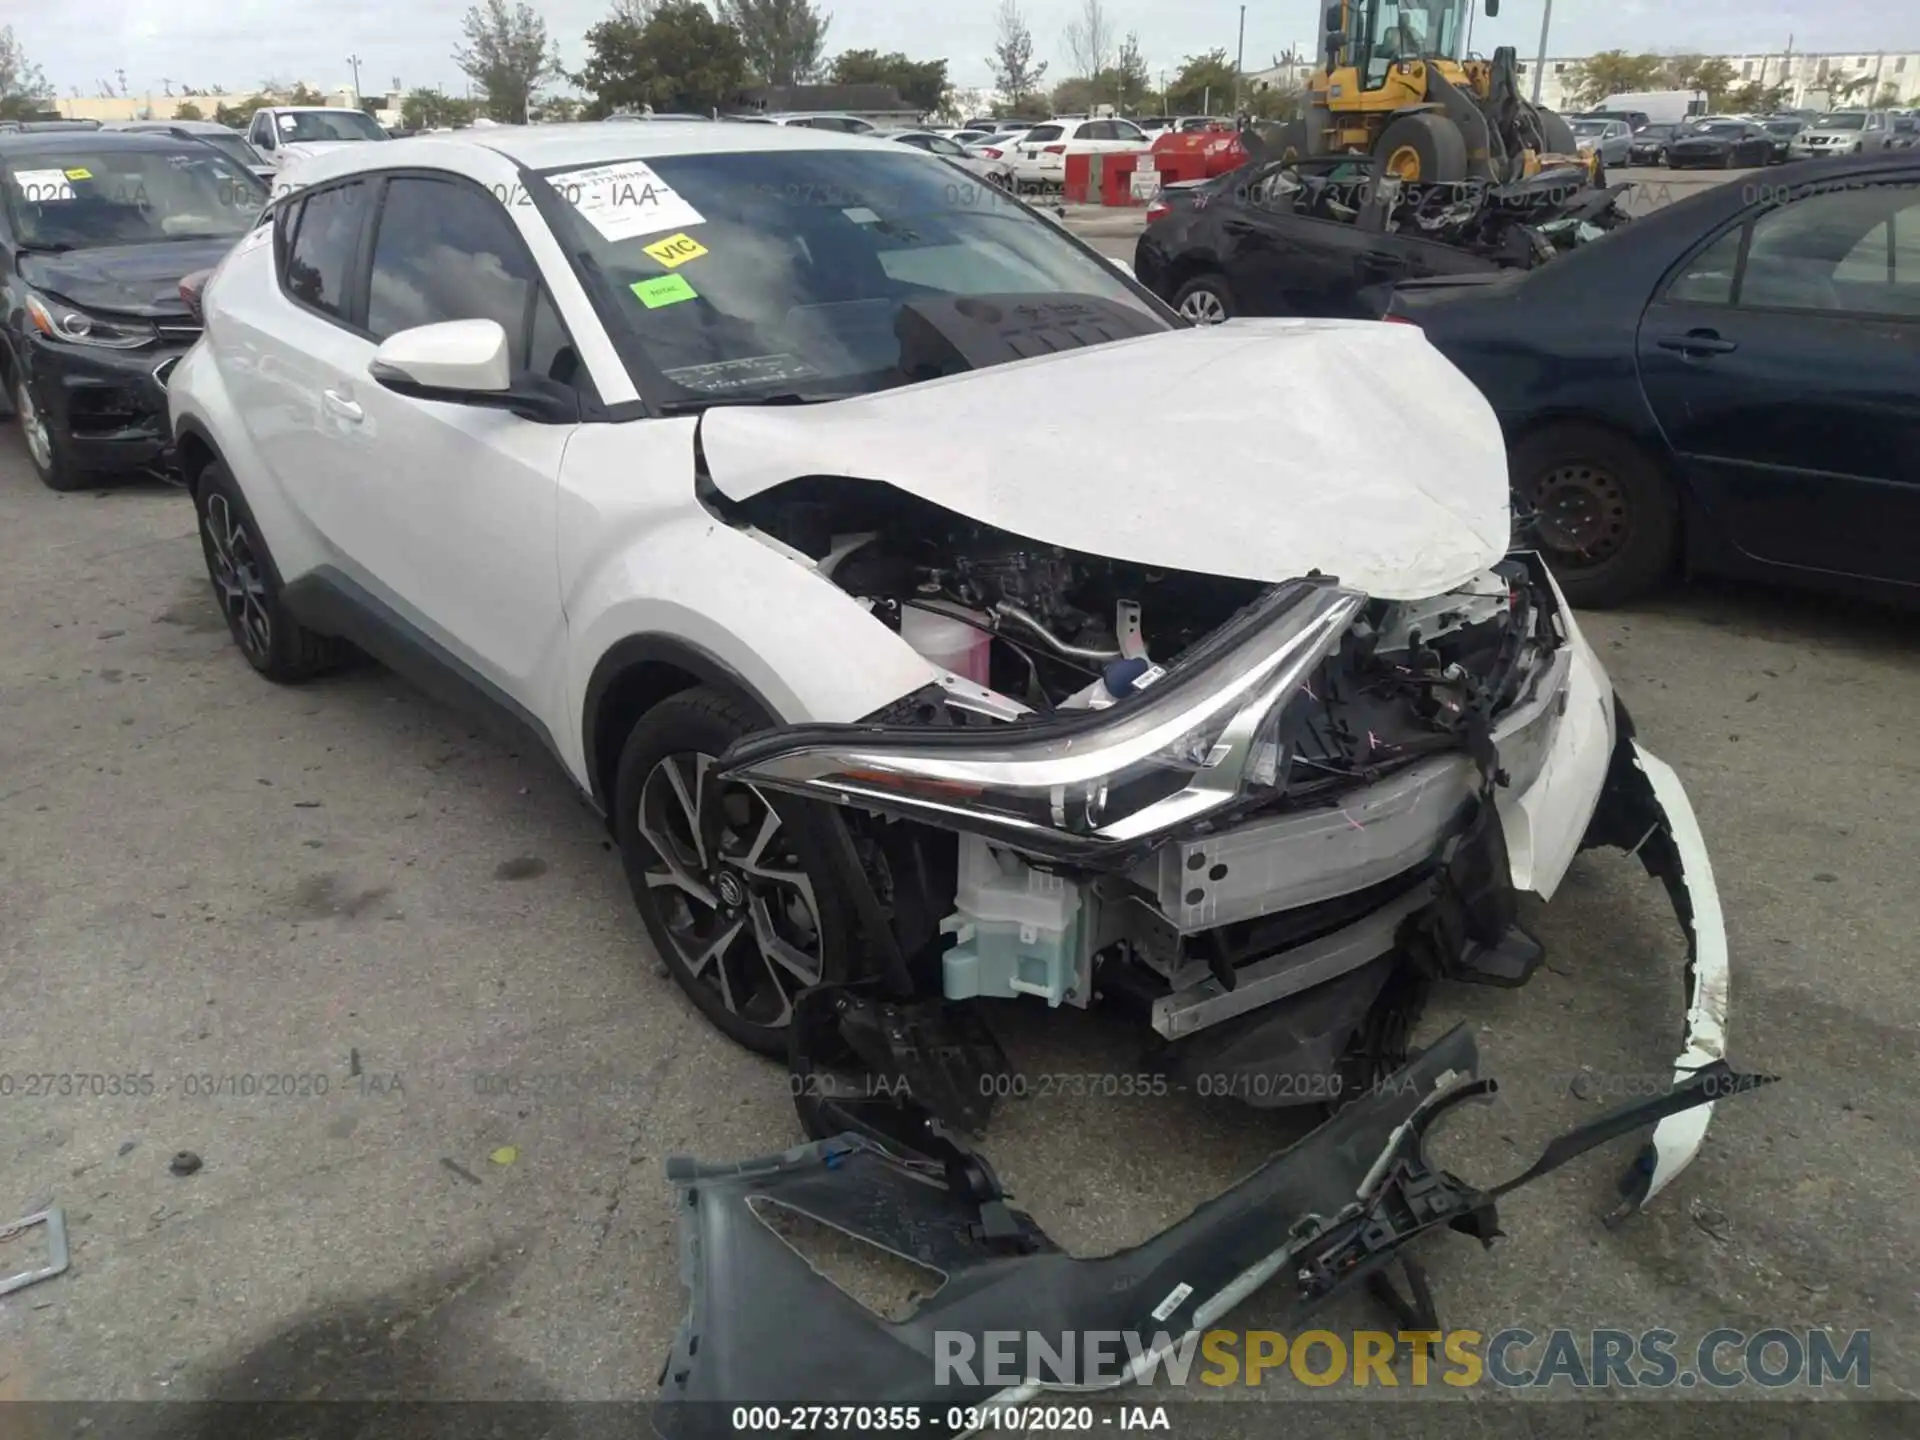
[698,319,1511,600]
[19,237,237,318]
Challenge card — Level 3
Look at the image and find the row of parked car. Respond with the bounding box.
[1571,108,1920,169]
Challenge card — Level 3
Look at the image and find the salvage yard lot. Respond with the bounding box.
[3,428,1917,1409]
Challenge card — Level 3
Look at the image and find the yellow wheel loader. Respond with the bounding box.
[1277,0,1593,186]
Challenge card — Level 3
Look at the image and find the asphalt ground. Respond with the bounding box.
[1,270,1915,1423]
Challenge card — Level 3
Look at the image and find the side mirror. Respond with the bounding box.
[1485,0,1499,16]
[369,319,578,424]
[1324,3,1343,29]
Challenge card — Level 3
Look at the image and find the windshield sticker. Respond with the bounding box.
[631,273,699,309]
[278,114,297,130]
[64,167,93,180]
[11,169,74,201]
[842,206,881,225]
[661,355,822,392]
[551,160,706,242]
[641,231,708,268]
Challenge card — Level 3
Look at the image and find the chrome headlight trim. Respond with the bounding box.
[720,581,1366,860]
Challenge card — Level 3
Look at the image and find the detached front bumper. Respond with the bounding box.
[654,1026,1767,1429]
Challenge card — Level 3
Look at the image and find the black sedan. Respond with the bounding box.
[1761,117,1808,161]
[1626,124,1678,166]
[1382,152,1920,608]
[0,131,264,490]
[1665,120,1777,170]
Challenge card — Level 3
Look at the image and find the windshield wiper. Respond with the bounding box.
[17,240,77,254]
[654,392,838,416]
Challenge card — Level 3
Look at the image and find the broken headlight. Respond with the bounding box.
[720,581,1365,860]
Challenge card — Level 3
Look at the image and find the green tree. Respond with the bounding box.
[0,25,54,119]
[1664,54,1738,108]
[717,0,831,86]
[456,0,563,121]
[1872,82,1904,109]
[1048,77,1093,114]
[1166,49,1236,115]
[533,92,581,122]
[1103,30,1148,112]
[214,94,274,127]
[287,82,328,105]
[987,0,1046,114]
[578,1,749,117]
[1724,80,1790,114]
[1246,79,1303,120]
[173,99,206,120]
[828,50,948,114]
[1566,50,1665,107]
[401,86,477,130]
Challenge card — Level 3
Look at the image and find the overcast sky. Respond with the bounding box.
[20,0,1915,101]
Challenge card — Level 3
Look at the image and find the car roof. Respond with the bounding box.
[106,119,237,134]
[0,129,210,157]
[270,119,912,189]
[264,105,368,114]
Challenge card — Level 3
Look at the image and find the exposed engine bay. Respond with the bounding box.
[718,475,1568,1110]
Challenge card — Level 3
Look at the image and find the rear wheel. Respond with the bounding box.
[1510,424,1679,608]
[1374,113,1468,183]
[1171,271,1235,324]
[614,687,855,1056]
[192,461,352,681]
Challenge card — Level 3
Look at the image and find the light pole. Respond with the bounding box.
[346,53,363,107]
[1530,0,1552,105]
[1233,4,1247,116]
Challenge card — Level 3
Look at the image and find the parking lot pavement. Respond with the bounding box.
[2,426,1916,1406]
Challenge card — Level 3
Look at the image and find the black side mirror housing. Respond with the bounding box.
[1485,0,1500,15]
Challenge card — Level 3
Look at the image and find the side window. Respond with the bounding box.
[365,177,559,371]
[1111,121,1146,143]
[282,179,372,321]
[1742,186,1920,314]
[1665,225,1744,306]
[896,133,935,151]
[1024,125,1063,144]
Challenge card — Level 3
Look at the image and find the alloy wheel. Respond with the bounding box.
[1179,289,1228,324]
[203,492,273,657]
[1530,463,1629,565]
[637,751,823,1030]
[15,379,52,473]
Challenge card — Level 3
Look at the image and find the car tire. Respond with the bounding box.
[1172,271,1235,325]
[192,460,352,682]
[1510,424,1679,609]
[12,373,87,492]
[1374,112,1468,182]
[614,686,855,1056]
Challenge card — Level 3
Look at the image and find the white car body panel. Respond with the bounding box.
[701,320,1511,600]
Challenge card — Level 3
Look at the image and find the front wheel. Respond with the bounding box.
[1172,271,1235,325]
[13,373,86,491]
[614,688,855,1055]
[1510,424,1679,609]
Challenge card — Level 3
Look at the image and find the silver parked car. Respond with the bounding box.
[1789,110,1897,158]
[876,128,1014,188]
[1569,117,1633,167]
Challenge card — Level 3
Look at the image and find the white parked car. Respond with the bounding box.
[245,105,389,176]
[760,112,878,134]
[1005,116,1152,188]
[876,128,1013,187]
[168,123,1736,1245]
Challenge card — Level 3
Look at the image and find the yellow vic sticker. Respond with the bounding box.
[65,167,94,180]
[631,274,698,309]
[642,232,709,268]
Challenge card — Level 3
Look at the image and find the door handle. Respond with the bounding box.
[1656,331,1738,356]
[322,389,363,422]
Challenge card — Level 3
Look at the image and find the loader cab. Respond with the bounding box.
[1325,0,1484,83]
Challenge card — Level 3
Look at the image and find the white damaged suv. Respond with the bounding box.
[169,122,1736,1213]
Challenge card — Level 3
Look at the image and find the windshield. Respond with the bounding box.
[1369,0,1467,64]
[195,130,266,169]
[1570,120,1609,136]
[536,147,1165,405]
[1,145,266,249]
[276,110,387,143]
[1701,122,1746,134]
[1639,124,1677,139]
[1815,113,1868,131]
[1764,120,1803,134]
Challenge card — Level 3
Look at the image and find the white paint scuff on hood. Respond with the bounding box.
[698,320,1511,601]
